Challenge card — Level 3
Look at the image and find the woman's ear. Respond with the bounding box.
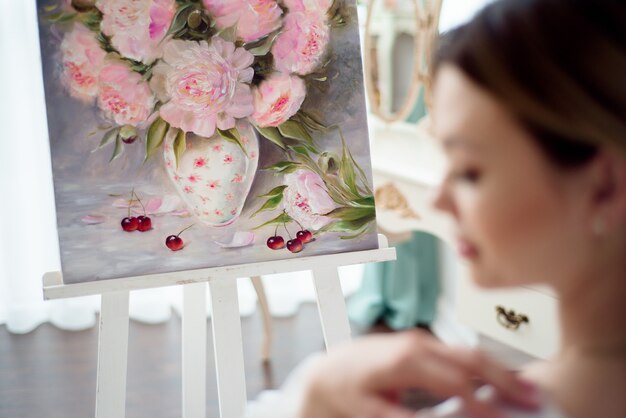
[588,149,626,234]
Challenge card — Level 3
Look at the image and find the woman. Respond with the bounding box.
[247,0,626,416]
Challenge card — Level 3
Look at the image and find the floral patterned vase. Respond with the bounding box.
[163,120,259,227]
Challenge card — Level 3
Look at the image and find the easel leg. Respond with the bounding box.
[312,266,352,350]
[209,278,247,418]
[95,291,130,418]
[182,283,207,418]
[250,276,272,363]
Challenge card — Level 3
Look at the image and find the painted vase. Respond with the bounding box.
[163,120,259,227]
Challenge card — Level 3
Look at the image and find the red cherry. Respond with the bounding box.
[120,126,137,144]
[166,235,184,251]
[287,239,303,253]
[296,230,313,244]
[121,216,138,232]
[267,236,285,250]
[137,215,152,232]
[165,224,193,251]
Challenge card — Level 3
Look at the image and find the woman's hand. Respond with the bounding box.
[297,330,540,418]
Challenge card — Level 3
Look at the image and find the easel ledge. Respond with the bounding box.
[42,234,396,418]
[43,234,396,299]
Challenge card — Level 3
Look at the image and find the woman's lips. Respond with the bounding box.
[457,238,479,259]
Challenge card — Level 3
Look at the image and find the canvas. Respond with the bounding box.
[37,0,378,285]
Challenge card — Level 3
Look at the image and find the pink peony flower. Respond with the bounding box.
[272,12,330,76]
[203,0,283,42]
[251,72,306,127]
[96,0,176,63]
[283,170,337,230]
[283,0,333,14]
[97,61,155,126]
[60,24,106,103]
[150,37,255,137]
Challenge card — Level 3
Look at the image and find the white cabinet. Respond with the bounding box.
[370,120,558,359]
[456,264,560,359]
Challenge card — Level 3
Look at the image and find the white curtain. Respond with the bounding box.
[0,0,365,334]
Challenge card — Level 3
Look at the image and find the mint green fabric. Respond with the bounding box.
[348,231,440,330]
[348,85,440,330]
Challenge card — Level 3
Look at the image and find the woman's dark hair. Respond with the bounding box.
[435,0,626,168]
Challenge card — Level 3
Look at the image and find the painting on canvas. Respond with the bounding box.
[37,0,378,284]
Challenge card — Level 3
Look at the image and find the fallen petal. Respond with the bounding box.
[158,195,182,213]
[214,231,255,248]
[133,195,182,215]
[171,209,191,217]
[113,198,140,208]
[143,197,163,213]
[81,214,106,225]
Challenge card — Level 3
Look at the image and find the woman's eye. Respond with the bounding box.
[453,168,482,183]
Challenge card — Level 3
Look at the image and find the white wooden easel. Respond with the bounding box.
[42,234,396,418]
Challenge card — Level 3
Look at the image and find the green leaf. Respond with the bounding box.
[48,12,76,23]
[252,212,293,230]
[246,32,280,56]
[129,61,150,73]
[217,25,237,43]
[142,66,154,81]
[339,225,372,240]
[110,135,123,162]
[263,161,301,174]
[340,148,358,197]
[321,214,375,234]
[145,117,169,162]
[254,125,286,149]
[173,128,186,170]
[217,127,248,157]
[166,3,195,39]
[44,4,58,12]
[338,128,360,198]
[79,9,102,32]
[301,142,321,154]
[257,185,287,198]
[251,194,284,217]
[95,127,120,151]
[347,144,373,195]
[324,206,375,221]
[296,111,328,132]
[351,196,375,208]
[278,120,313,144]
[96,32,115,52]
[287,145,310,158]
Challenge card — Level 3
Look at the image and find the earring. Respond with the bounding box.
[592,218,607,236]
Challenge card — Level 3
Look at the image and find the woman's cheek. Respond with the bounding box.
[458,183,523,286]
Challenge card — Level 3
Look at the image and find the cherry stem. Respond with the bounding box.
[281,210,304,231]
[176,224,194,237]
[293,218,305,230]
[133,191,147,216]
[127,188,135,218]
[274,223,279,237]
[282,220,292,239]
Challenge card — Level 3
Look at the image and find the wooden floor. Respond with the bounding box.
[0,303,534,417]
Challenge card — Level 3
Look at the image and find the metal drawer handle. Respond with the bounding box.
[495,305,529,330]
